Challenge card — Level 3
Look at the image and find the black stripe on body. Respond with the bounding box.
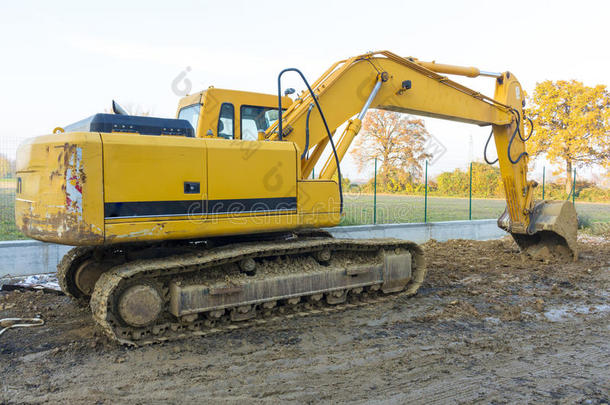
[104,197,297,219]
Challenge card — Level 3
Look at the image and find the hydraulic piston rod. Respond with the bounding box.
[319,76,384,180]
[357,78,384,120]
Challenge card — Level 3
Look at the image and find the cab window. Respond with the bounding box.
[240,105,281,141]
[178,104,201,131]
[217,103,234,139]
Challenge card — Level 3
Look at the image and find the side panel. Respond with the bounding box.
[205,139,297,216]
[104,137,308,243]
[102,134,207,242]
[15,132,104,245]
[297,180,341,227]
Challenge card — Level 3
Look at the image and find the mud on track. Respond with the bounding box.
[1,236,609,404]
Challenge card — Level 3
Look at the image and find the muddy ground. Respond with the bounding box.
[0,237,608,404]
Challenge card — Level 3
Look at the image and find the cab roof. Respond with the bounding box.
[177,88,292,112]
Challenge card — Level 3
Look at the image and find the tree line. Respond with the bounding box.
[0,155,14,179]
[348,162,609,202]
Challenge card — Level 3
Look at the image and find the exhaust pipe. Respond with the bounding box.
[112,100,129,115]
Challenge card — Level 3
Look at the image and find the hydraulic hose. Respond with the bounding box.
[277,68,343,213]
[483,128,498,165]
[301,103,314,159]
[507,109,528,164]
[524,116,534,141]
[509,109,533,142]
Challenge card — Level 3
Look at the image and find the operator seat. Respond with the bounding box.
[217,120,231,139]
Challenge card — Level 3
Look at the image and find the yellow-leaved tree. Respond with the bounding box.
[527,80,609,193]
[351,109,432,190]
[0,154,14,178]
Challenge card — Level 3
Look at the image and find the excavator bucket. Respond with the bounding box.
[498,201,579,261]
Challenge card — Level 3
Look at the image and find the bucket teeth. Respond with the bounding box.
[499,200,578,261]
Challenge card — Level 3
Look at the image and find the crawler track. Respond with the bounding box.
[57,246,96,303]
[82,237,425,346]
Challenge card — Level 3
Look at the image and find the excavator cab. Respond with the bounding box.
[175,88,292,140]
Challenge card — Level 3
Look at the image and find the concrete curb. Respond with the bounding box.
[0,219,506,278]
[0,240,72,278]
[325,219,505,244]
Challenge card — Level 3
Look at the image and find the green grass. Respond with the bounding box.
[340,193,610,227]
[341,194,508,225]
[0,190,608,240]
[0,189,27,240]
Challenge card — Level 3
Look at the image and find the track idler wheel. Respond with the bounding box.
[74,259,107,297]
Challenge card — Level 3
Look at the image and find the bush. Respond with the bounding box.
[351,164,609,203]
[436,169,469,197]
[590,222,610,237]
[578,187,610,202]
[577,214,592,229]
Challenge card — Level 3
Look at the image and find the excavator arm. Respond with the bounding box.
[266,51,577,260]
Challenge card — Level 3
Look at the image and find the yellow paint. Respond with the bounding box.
[205,138,296,200]
[15,132,104,245]
[319,118,362,180]
[492,72,533,230]
[17,50,540,245]
[102,134,206,203]
[408,58,481,78]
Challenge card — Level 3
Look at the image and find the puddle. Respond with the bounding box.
[543,304,610,322]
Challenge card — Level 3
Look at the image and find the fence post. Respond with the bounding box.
[424,160,428,223]
[572,168,576,206]
[542,166,545,200]
[469,162,473,220]
[373,157,377,224]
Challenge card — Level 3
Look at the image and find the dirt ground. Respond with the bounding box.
[1,236,608,404]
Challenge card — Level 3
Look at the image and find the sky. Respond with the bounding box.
[1,0,608,182]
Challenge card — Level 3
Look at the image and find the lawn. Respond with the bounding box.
[0,178,16,188]
[0,190,608,241]
[0,188,26,240]
[340,194,506,225]
[340,193,610,226]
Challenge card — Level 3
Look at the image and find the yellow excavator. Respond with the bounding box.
[15,51,577,345]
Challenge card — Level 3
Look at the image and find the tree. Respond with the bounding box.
[351,110,432,182]
[0,154,14,178]
[528,80,610,193]
[471,162,502,198]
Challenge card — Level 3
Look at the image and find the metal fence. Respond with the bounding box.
[1,134,20,241]
[347,158,605,229]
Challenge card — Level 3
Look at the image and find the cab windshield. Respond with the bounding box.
[178,104,201,131]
